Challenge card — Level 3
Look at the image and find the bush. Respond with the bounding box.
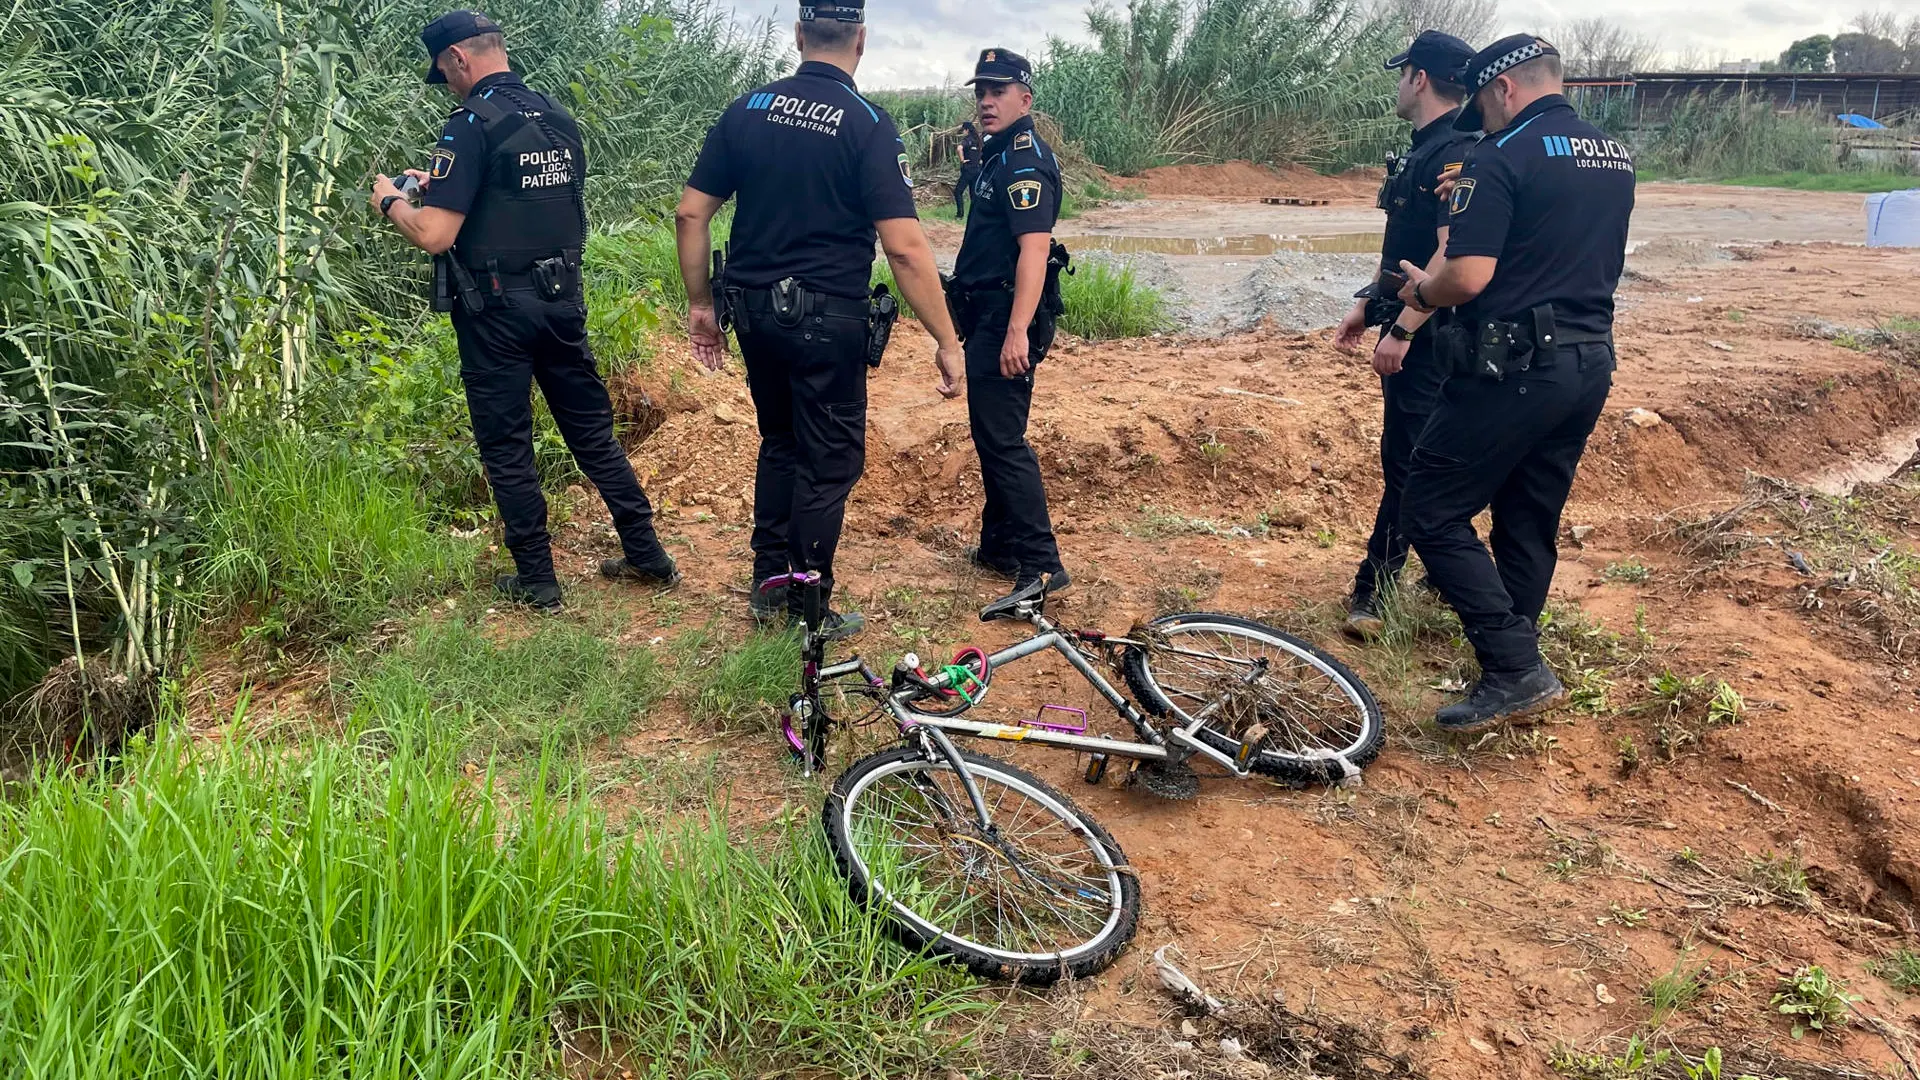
[1640,92,1847,178]
[1035,0,1401,174]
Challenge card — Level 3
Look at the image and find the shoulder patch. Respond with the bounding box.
[1449,177,1475,216]
[429,148,457,181]
[1008,179,1043,211]
[898,152,913,188]
[1012,132,1033,151]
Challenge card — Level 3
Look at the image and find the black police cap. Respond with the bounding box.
[799,0,864,23]
[966,48,1034,87]
[420,9,502,84]
[1455,33,1561,130]
[1386,30,1474,86]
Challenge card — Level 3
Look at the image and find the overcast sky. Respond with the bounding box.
[720,0,1865,89]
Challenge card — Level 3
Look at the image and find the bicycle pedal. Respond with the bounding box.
[1084,753,1109,785]
[1233,723,1268,769]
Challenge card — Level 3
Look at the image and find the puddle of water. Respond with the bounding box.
[1070,232,1384,256]
[1808,423,1920,497]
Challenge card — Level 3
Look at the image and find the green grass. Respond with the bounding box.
[344,614,664,758]
[687,626,803,730]
[0,726,979,1077]
[1643,954,1709,1020]
[1059,261,1174,340]
[1873,949,1920,993]
[1712,171,1917,193]
[197,434,477,641]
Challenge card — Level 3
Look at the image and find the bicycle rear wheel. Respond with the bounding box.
[823,744,1139,983]
[1123,612,1383,786]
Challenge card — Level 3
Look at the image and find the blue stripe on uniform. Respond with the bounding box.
[1495,114,1543,148]
[1014,167,1036,173]
[833,82,878,122]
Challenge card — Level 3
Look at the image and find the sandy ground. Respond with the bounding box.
[210,179,1920,1078]
[1025,183,1893,336]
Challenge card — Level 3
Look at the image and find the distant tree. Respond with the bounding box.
[1778,34,1832,71]
[1375,0,1501,47]
[1548,18,1659,78]
[1832,13,1906,71]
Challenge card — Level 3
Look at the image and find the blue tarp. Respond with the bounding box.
[1839,113,1887,129]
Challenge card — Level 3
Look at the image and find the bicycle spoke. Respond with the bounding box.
[844,758,1121,960]
[1147,627,1368,755]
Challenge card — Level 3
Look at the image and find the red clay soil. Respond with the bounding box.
[586,241,1920,1079]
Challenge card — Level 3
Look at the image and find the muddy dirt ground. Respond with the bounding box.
[236,177,1920,1078]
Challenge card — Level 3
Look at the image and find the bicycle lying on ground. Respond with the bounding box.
[761,571,1384,983]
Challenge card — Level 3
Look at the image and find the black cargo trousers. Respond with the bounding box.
[960,292,1064,579]
[1351,327,1449,609]
[452,288,665,586]
[735,299,869,607]
[1400,341,1616,677]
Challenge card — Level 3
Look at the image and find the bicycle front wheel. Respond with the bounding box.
[1123,612,1383,786]
[824,744,1139,983]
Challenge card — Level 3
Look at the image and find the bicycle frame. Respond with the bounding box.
[770,573,1264,783]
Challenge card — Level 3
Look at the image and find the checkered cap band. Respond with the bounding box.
[1475,42,1545,88]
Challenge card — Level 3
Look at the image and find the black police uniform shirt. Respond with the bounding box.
[951,115,1060,291]
[687,61,917,301]
[1380,109,1471,278]
[422,72,584,250]
[1445,94,1635,336]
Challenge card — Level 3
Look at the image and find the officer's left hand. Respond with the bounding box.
[1000,327,1031,378]
[688,303,727,371]
[1371,331,1411,377]
[370,174,403,212]
[1397,260,1434,312]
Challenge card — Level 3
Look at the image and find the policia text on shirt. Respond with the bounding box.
[372,9,678,613]
[1395,35,1635,734]
[673,0,963,639]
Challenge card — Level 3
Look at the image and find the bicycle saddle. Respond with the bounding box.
[979,575,1049,623]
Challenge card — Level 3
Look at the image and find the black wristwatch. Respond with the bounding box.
[1387,322,1415,342]
[380,194,404,218]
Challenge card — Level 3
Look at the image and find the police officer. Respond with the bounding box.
[373,10,678,612]
[949,49,1071,609]
[1333,29,1476,640]
[1394,35,1635,732]
[676,0,964,638]
[954,120,983,218]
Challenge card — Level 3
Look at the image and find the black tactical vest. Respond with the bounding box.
[453,84,586,272]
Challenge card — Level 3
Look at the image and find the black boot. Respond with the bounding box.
[1344,597,1385,641]
[495,574,563,611]
[963,545,1021,580]
[600,552,680,587]
[1435,664,1566,734]
[749,578,790,622]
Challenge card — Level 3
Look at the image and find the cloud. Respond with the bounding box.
[720,0,1092,88]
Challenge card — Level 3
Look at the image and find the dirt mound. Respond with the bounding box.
[1131,161,1377,201]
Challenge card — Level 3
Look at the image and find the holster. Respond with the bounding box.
[529,250,580,302]
[431,253,456,314]
[711,249,737,332]
[942,273,976,343]
[1043,240,1072,319]
[866,283,899,368]
[447,257,485,315]
[1432,317,1472,375]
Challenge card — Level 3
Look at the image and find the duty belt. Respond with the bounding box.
[736,287,869,322]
